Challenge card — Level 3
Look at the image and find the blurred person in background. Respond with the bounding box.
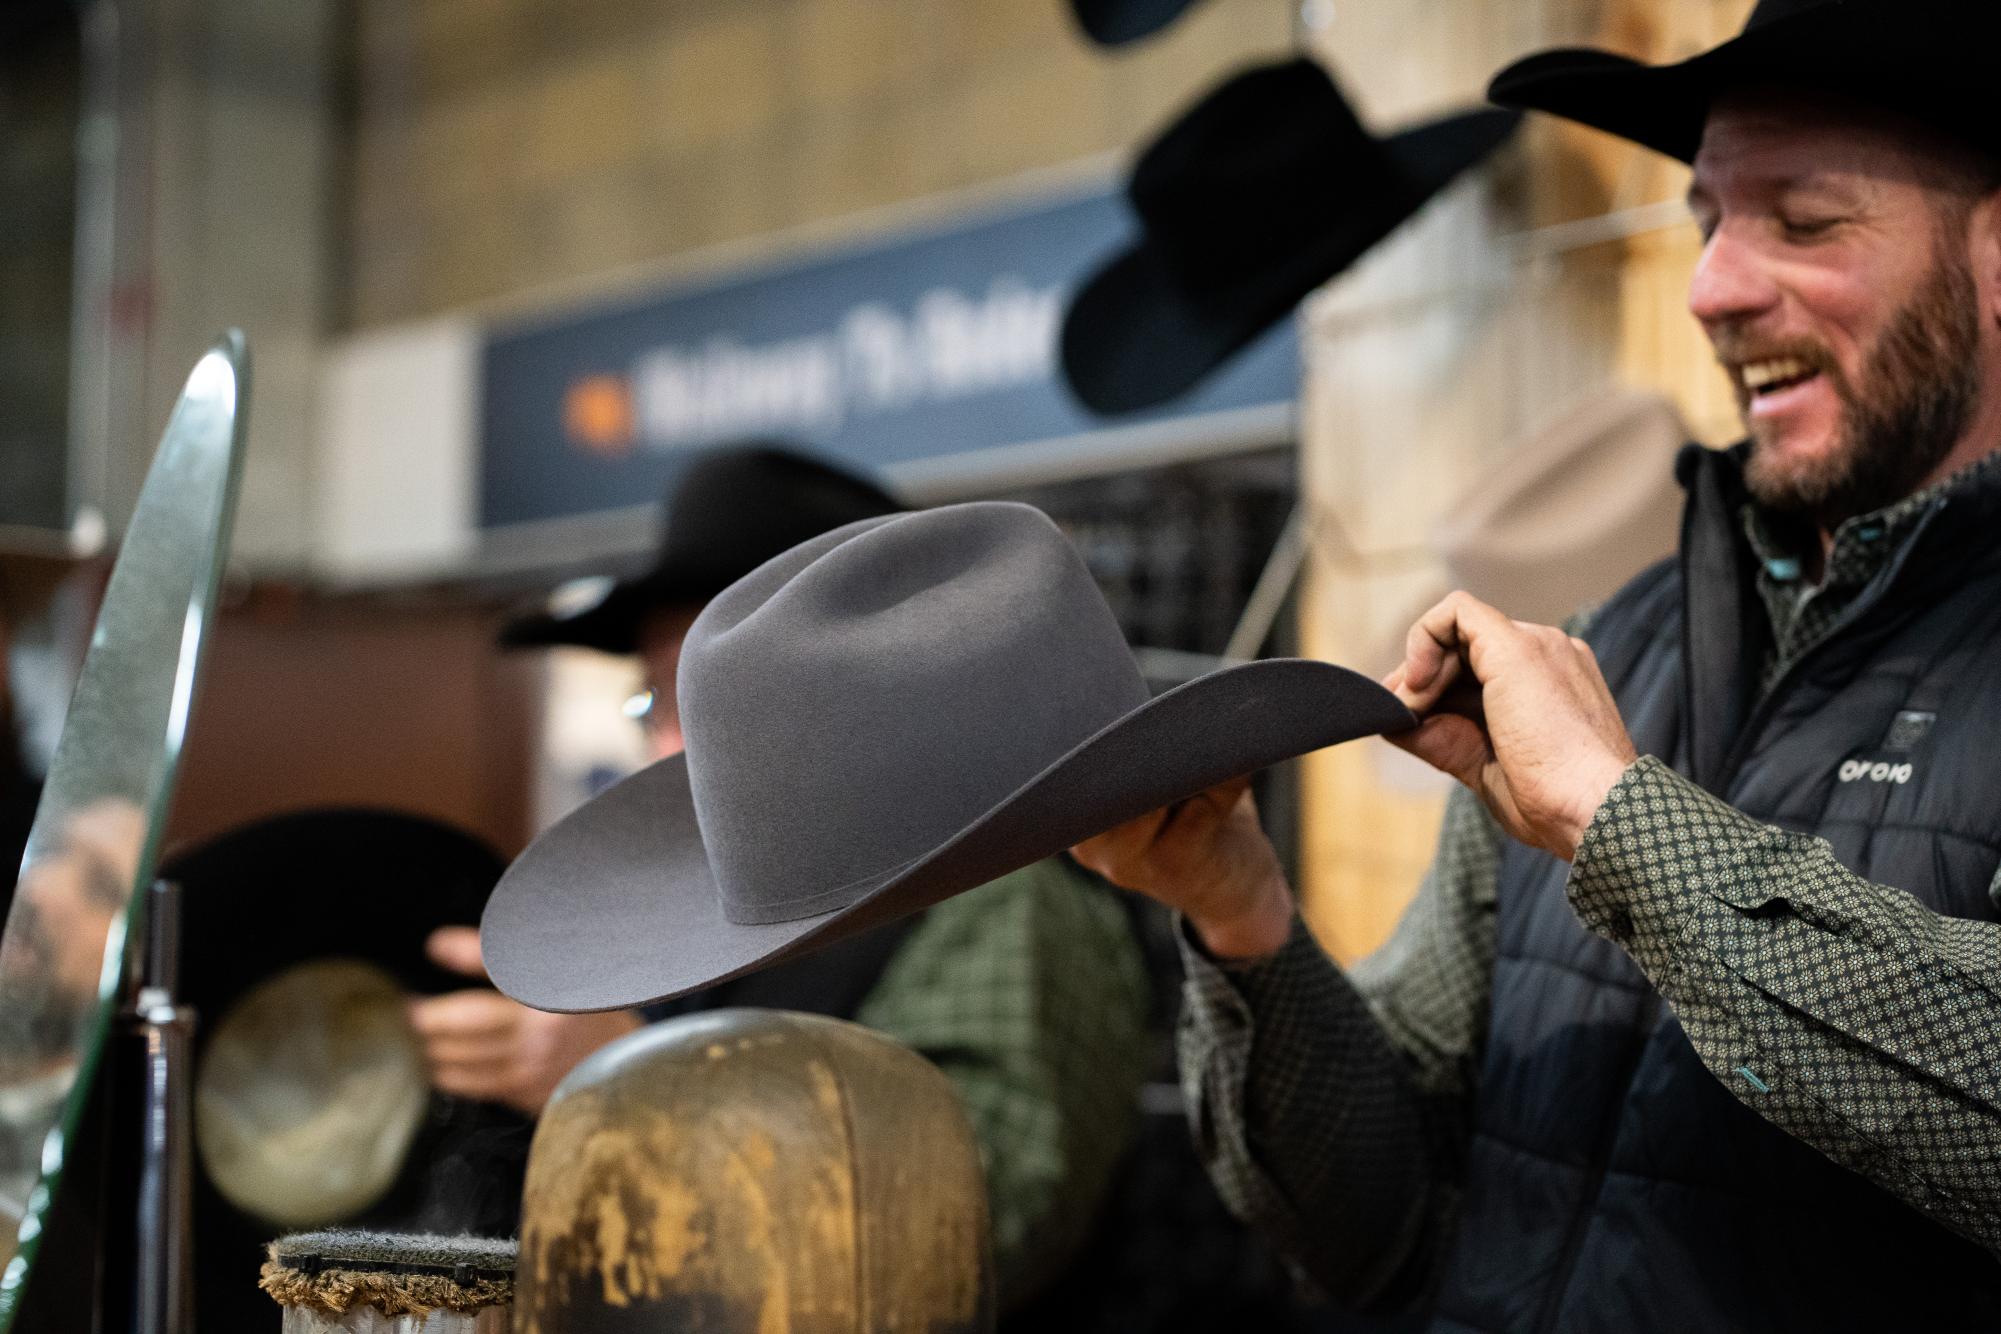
[0,554,74,908]
[407,445,1152,1310]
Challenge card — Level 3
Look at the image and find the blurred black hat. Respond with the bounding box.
[1490,0,2001,165]
[499,445,904,656]
[162,808,524,1334]
[1061,58,1519,416]
[1068,0,1208,46]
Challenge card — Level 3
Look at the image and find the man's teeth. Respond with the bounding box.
[1740,357,1815,392]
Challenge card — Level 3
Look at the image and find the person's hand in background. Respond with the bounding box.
[407,926,643,1116]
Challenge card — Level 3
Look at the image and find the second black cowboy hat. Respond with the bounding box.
[1489,0,2001,164]
[161,810,524,1333]
[500,445,902,655]
[1061,59,1520,416]
[482,502,1414,1011]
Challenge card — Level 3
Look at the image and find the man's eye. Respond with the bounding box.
[1780,215,1840,239]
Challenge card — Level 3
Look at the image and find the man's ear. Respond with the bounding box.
[1974,189,2001,332]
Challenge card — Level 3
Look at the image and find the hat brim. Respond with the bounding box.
[1061,107,1521,416]
[498,577,653,655]
[498,569,719,655]
[1070,0,1204,46]
[1488,5,1929,164]
[483,657,1414,1012]
[1487,48,1725,164]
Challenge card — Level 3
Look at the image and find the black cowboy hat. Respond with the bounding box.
[1067,0,1207,46]
[1490,0,2001,164]
[499,444,903,655]
[1061,58,1520,417]
[482,502,1412,1012]
[161,809,526,1333]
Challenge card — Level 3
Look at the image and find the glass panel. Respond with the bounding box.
[0,334,248,1327]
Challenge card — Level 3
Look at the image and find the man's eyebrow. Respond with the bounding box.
[1779,175,1862,205]
[1683,174,1855,213]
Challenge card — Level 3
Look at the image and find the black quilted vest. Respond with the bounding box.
[1430,445,2001,1332]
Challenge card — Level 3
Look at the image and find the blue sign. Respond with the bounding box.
[478,180,1298,531]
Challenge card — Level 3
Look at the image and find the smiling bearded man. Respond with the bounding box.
[1694,94,2000,537]
[1061,2,2001,1331]
[1733,235,1979,524]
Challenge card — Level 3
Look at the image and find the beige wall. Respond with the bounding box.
[79,0,339,572]
[1294,0,1755,961]
[345,0,1298,327]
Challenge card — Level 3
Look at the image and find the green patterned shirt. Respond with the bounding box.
[1178,457,2001,1302]
[858,856,1151,1306]
[1743,451,2001,689]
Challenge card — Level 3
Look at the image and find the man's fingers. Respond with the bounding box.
[1074,775,1249,861]
[425,1053,513,1082]
[407,990,516,1040]
[1398,592,1519,705]
[425,926,489,980]
[1385,713,1491,789]
[426,1058,517,1103]
[1400,603,1458,695]
[1070,807,1162,867]
[1185,774,1253,817]
[416,1029,516,1065]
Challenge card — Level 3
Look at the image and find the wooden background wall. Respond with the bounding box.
[1294,0,1755,960]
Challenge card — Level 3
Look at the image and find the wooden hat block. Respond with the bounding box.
[516,1008,995,1333]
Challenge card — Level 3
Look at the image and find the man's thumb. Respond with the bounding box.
[425,925,490,980]
[1386,713,1489,790]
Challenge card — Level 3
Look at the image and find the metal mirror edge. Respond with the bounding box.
[0,333,250,1329]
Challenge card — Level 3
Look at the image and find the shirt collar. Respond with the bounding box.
[1740,448,2001,589]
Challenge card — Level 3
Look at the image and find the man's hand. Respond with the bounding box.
[1072,775,1296,961]
[406,927,642,1117]
[1386,591,1637,862]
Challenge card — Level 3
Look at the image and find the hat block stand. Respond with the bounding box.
[516,1009,995,1333]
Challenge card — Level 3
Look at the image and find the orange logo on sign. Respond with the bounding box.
[564,374,635,456]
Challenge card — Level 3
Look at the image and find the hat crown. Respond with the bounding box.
[655,445,903,591]
[660,447,899,555]
[678,503,1146,924]
[1129,59,1402,286]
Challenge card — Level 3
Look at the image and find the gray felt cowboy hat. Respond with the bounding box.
[482,502,1413,1012]
[1489,0,2001,164]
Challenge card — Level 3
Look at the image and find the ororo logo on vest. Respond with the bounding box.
[1838,758,1914,785]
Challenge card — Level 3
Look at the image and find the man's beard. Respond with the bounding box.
[1737,245,1983,530]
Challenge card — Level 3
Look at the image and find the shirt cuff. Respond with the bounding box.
[1175,912,1356,1085]
[1565,754,1784,954]
[1177,910,1321,991]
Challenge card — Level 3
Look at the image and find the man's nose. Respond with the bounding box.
[1687,225,1781,328]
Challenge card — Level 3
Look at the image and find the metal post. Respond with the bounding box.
[128,880,192,1334]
